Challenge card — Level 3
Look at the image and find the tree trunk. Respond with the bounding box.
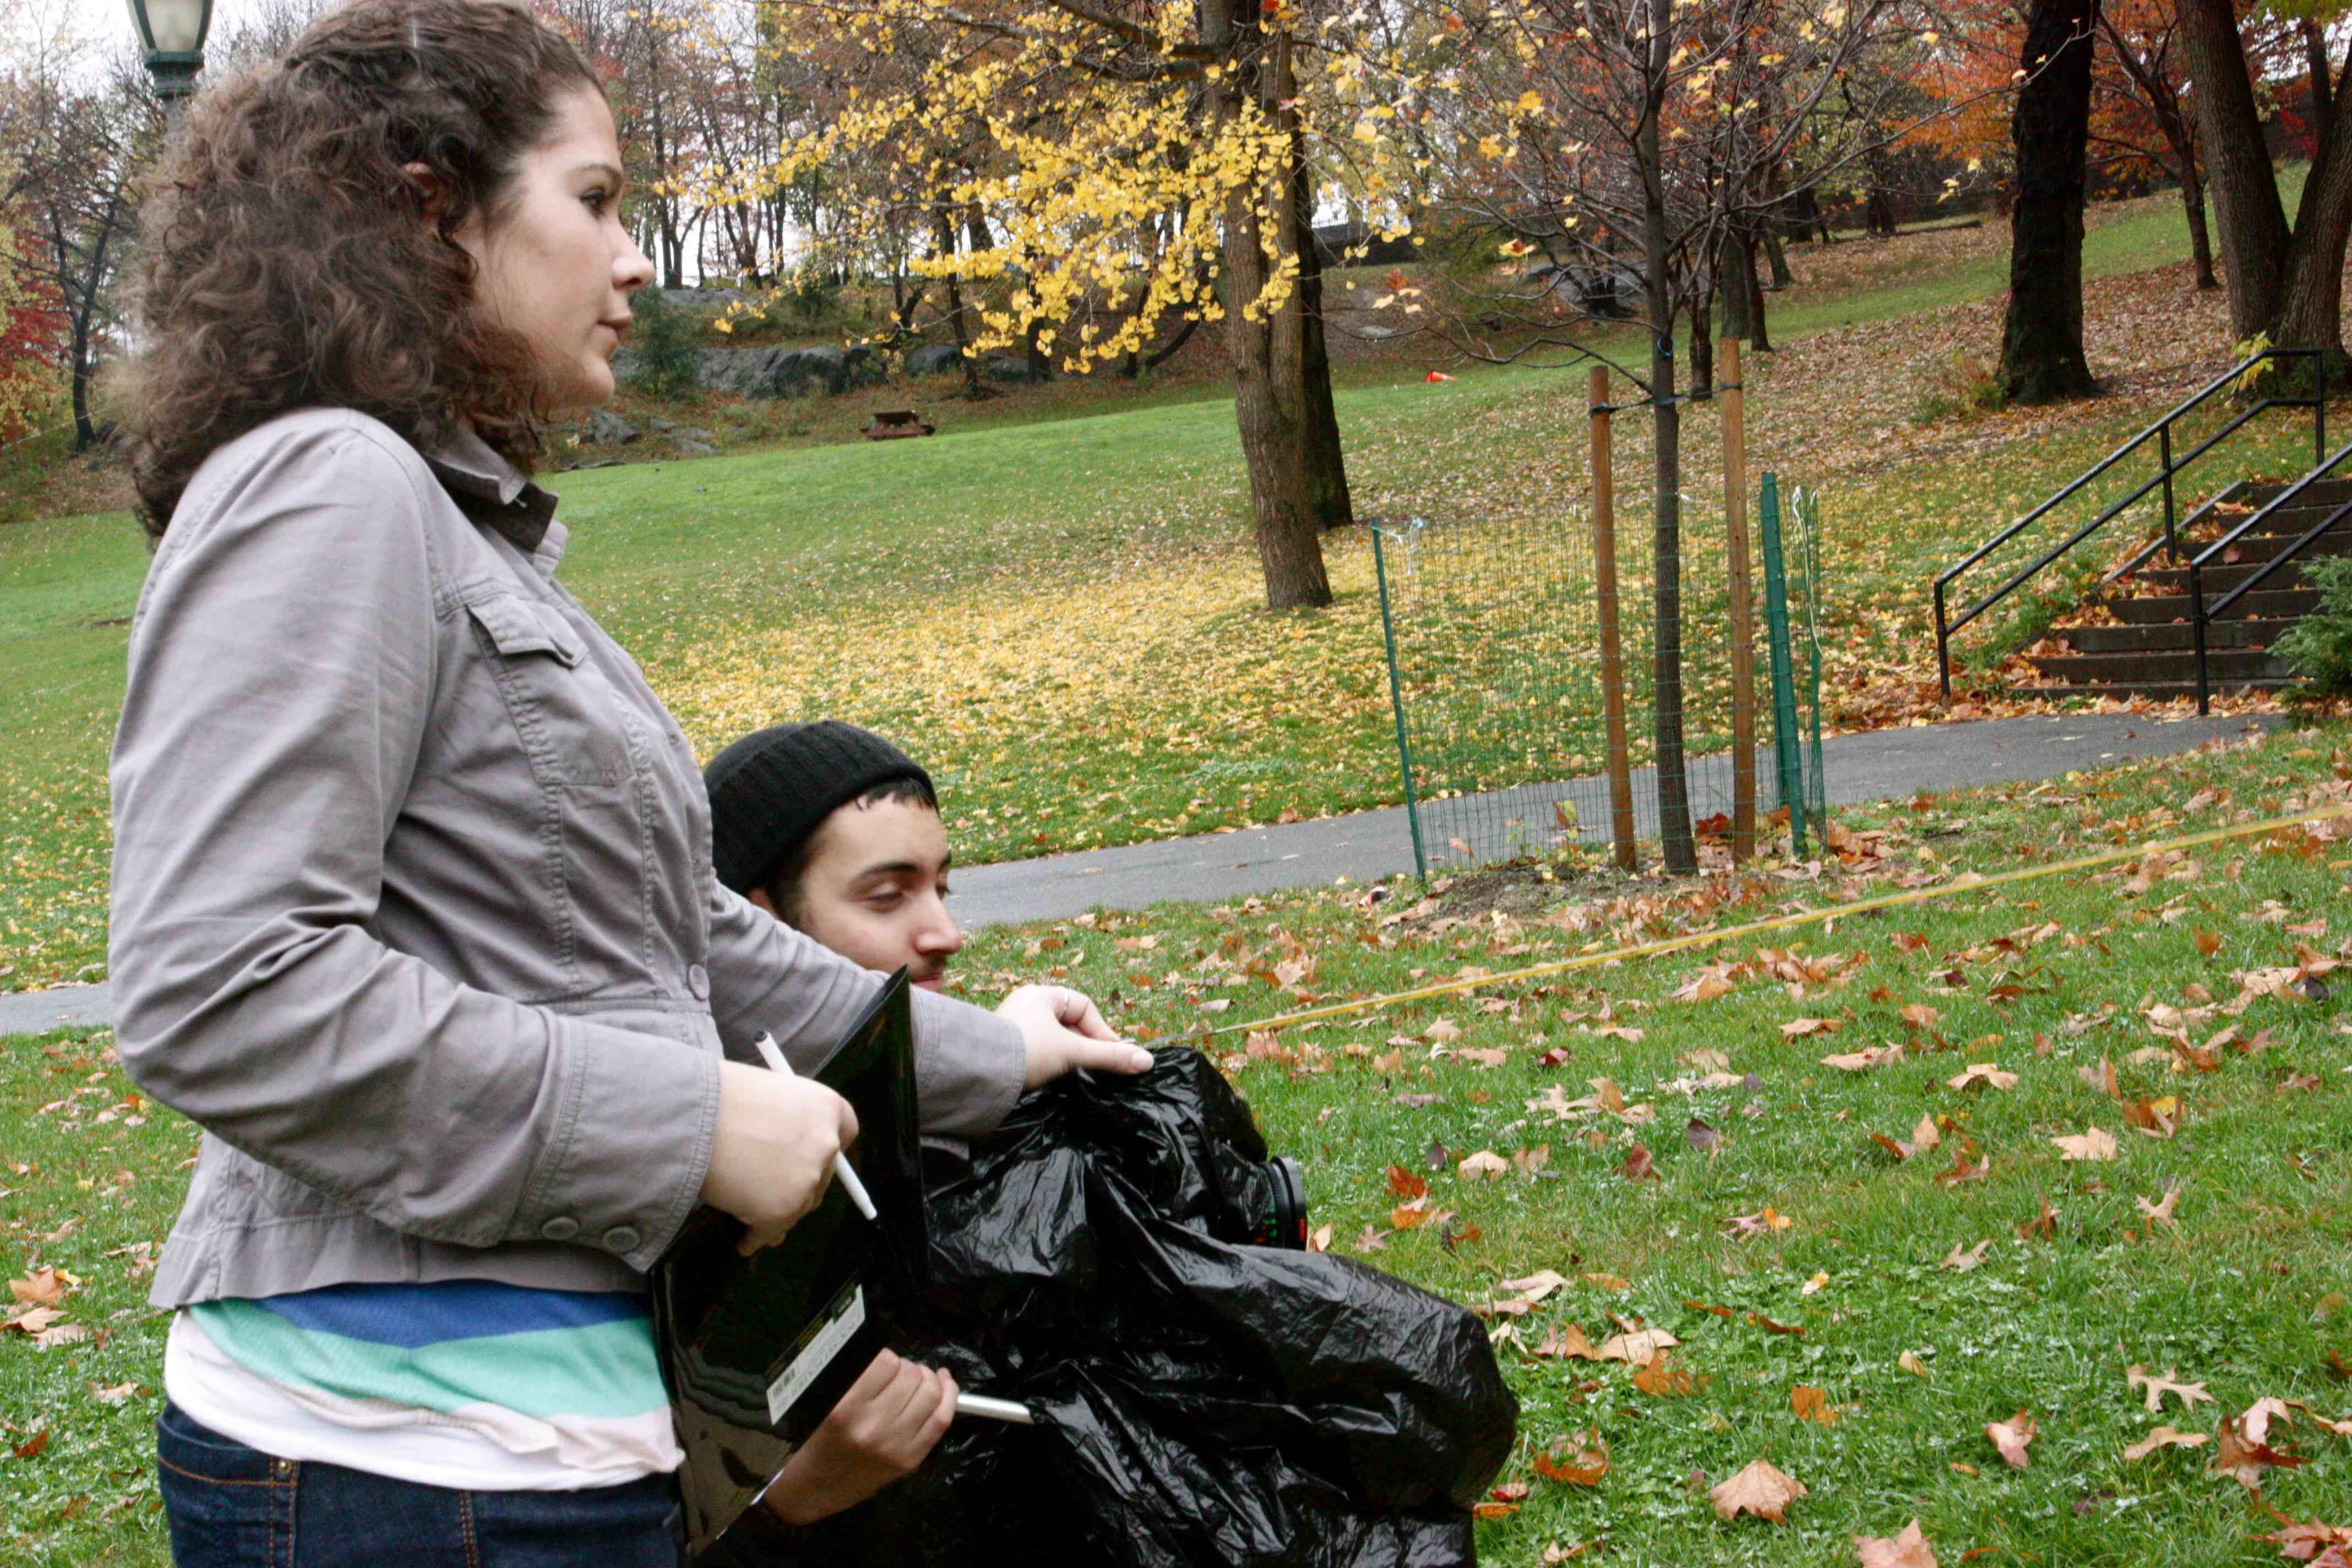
[1024,318,1052,383]
[934,205,984,399]
[64,194,113,451]
[1286,95,1355,531]
[70,315,95,450]
[2177,0,2288,339]
[1720,227,1771,348]
[895,279,929,335]
[1718,230,1751,341]
[1639,0,1696,874]
[1764,226,1792,287]
[2180,162,2218,291]
[1141,311,1202,372]
[1999,0,2101,404]
[2272,109,2352,369]
[1743,230,1773,350]
[1865,180,1897,237]
[1790,185,1828,244]
[1206,1,1331,610]
[2177,0,2351,364]
[1687,281,1715,396]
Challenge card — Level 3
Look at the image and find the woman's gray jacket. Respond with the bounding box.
[108,408,1026,1310]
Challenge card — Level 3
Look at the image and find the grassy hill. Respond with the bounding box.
[0,183,2329,991]
[5,179,2352,1568]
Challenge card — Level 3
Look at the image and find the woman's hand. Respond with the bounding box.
[998,985,1153,1088]
[703,1061,859,1254]
[761,1349,957,1527]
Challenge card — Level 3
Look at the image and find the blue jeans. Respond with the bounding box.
[155,1402,685,1567]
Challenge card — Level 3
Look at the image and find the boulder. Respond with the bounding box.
[581,409,642,446]
[656,286,749,308]
[905,344,966,378]
[984,354,1050,384]
[696,344,887,400]
[667,439,718,457]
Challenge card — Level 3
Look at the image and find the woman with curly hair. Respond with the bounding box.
[107,2,1145,1561]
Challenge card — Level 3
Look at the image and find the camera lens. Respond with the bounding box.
[1251,1156,1308,1250]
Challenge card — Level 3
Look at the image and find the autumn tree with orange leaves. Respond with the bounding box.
[0,210,63,443]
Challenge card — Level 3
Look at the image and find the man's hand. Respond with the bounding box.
[999,984,1153,1088]
[761,1349,957,1527]
[703,1061,859,1255]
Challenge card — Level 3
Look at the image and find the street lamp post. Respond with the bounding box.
[126,0,213,104]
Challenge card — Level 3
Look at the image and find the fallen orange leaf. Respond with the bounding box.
[1709,1456,1807,1522]
[1854,1518,1939,1568]
[1986,1408,2036,1469]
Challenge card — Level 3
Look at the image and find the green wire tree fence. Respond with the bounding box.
[1372,368,1825,880]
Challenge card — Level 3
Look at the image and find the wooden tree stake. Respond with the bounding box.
[1592,367,1637,872]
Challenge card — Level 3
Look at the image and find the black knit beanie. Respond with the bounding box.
[703,721,936,895]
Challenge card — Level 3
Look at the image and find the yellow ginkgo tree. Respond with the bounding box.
[718,0,1425,611]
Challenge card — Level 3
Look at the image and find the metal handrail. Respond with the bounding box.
[2101,479,2253,585]
[2188,433,2352,712]
[1932,346,2325,698]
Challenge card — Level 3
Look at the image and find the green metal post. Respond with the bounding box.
[1371,526,1430,883]
[1760,473,1805,858]
[1796,486,1829,851]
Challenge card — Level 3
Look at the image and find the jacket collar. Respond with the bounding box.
[424,426,563,562]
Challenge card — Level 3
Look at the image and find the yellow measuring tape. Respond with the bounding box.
[1208,798,2352,1038]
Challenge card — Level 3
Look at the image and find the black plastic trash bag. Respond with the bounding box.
[753,1049,1518,1567]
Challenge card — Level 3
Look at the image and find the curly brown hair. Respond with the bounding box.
[115,0,604,538]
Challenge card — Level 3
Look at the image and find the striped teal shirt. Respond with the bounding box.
[170,1280,679,1490]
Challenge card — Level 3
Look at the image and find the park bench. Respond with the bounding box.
[863,408,935,440]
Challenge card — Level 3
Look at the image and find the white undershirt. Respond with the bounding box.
[165,1310,677,1493]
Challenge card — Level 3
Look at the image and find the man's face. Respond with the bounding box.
[755,797,964,989]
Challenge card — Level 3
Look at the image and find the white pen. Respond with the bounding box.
[749,1032,879,1223]
[954,1393,1035,1425]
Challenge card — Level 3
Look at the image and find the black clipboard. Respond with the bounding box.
[650,969,927,1557]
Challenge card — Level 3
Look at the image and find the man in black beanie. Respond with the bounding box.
[704,719,1150,1075]
[705,721,952,983]
[700,722,1151,1535]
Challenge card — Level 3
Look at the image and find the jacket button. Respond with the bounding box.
[687,963,709,999]
[540,1217,580,1242]
[603,1226,641,1254]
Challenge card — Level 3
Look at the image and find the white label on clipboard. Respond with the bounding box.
[765,1282,866,1425]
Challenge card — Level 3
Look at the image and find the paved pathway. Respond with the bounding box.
[0,711,2283,1037]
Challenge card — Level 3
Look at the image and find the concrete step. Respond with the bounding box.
[2139,559,2315,594]
[2179,524,2352,565]
[2245,477,2352,510]
[2022,647,2294,684]
[2053,618,2299,654]
[2105,589,2318,623]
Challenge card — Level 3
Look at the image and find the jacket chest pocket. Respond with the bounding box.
[464,594,637,789]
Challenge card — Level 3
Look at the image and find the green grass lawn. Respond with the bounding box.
[0,182,2321,992]
[8,723,2348,1563]
[945,720,2352,1565]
